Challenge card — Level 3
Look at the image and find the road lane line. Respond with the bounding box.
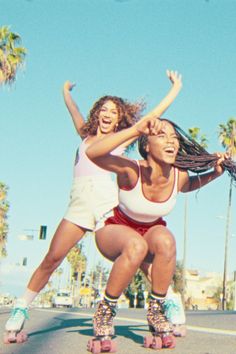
[36,309,236,337]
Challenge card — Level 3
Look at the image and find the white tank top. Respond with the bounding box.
[74,137,125,177]
[119,161,178,223]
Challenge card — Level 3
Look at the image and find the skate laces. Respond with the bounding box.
[10,307,29,321]
[95,301,116,326]
[147,299,173,333]
[149,299,167,323]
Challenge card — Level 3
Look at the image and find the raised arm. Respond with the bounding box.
[122,70,182,148]
[86,117,162,174]
[143,70,182,120]
[63,81,85,137]
[180,153,229,193]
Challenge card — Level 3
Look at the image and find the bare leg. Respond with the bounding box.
[27,219,87,292]
[143,225,176,294]
[95,225,148,297]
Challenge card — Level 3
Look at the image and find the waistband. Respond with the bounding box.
[72,175,115,183]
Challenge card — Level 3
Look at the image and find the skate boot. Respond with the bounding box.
[143,298,176,349]
[87,299,117,354]
[165,293,187,337]
[3,298,29,344]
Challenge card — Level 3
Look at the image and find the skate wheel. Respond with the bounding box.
[152,336,162,349]
[3,332,13,344]
[173,325,187,337]
[143,335,153,348]
[3,331,17,344]
[16,331,28,343]
[100,339,117,353]
[162,334,176,348]
[89,339,101,354]
[101,339,112,351]
[87,339,94,351]
[109,339,117,352]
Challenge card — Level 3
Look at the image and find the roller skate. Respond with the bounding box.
[87,299,117,354]
[143,298,176,350]
[165,292,187,337]
[3,298,29,344]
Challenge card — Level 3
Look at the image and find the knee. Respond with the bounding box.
[40,252,62,272]
[124,237,148,265]
[153,233,176,260]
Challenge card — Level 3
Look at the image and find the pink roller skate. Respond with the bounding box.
[87,299,117,354]
[143,298,176,350]
[3,299,29,344]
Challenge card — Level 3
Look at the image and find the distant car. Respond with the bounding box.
[52,290,73,308]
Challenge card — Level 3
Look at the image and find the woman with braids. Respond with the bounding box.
[86,116,235,351]
[4,70,182,344]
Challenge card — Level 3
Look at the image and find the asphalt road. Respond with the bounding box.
[0,307,236,354]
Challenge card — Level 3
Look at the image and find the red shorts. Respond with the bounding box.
[104,206,167,236]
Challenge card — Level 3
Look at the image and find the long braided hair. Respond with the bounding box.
[138,118,236,184]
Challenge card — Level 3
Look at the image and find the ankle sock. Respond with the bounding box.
[150,291,166,302]
[21,288,38,307]
[104,291,119,307]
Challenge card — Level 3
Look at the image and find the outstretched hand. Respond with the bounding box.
[214,152,230,175]
[166,70,182,90]
[63,81,76,92]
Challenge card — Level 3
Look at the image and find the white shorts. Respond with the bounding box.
[64,176,119,231]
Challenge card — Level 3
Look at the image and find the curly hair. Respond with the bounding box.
[80,95,145,138]
[138,118,236,184]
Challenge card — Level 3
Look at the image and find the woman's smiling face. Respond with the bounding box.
[147,121,180,164]
[98,100,119,134]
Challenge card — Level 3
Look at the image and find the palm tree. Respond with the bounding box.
[0,26,27,85]
[218,118,236,310]
[0,182,9,258]
[67,244,87,306]
[188,127,208,149]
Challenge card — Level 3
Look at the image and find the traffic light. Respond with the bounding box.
[22,257,27,266]
[39,225,47,240]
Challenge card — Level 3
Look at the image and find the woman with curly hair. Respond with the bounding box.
[4,70,182,344]
[86,116,235,350]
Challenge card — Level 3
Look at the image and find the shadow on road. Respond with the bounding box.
[28,315,148,344]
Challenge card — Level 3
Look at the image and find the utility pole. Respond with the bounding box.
[222,121,235,310]
[222,182,232,310]
[182,195,188,307]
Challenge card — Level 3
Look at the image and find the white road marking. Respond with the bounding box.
[36,308,236,337]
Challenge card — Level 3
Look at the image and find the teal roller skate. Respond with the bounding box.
[165,292,187,337]
[3,299,29,344]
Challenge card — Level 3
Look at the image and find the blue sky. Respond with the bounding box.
[0,0,236,297]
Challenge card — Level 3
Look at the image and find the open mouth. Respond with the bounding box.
[101,118,112,128]
[164,146,175,154]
